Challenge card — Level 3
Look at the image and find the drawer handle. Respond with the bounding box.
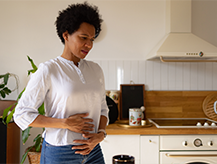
[166,153,217,157]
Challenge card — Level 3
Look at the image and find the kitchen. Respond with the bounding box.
[0,0,217,164]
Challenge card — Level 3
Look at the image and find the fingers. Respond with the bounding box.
[66,113,94,133]
[83,123,94,129]
[82,133,93,138]
[72,144,88,150]
[76,149,91,155]
[72,145,91,155]
[69,113,94,124]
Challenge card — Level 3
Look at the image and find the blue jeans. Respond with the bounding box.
[40,140,105,164]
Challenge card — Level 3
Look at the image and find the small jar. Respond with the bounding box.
[129,108,142,126]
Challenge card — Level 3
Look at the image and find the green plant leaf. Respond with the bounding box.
[2,104,13,124]
[0,74,4,78]
[27,56,38,75]
[20,146,34,164]
[38,103,45,115]
[33,134,41,142]
[0,90,6,98]
[22,127,32,144]
[33,134,42,152]
[4,73,10,85]
[17,88,25,101]
[27,70,35,76]
[5,107,15,124]
[3,87,12,95]
[0,84,5,88]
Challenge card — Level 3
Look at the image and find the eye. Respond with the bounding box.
[81,37,87,40]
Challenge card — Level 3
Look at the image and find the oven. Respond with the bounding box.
[160,135,217,164]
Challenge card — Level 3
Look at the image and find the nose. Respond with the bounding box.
[85,40,93,49]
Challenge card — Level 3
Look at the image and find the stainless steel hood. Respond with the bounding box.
[145,0,217,62]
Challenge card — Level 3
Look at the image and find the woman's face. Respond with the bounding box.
[64,22,95,62]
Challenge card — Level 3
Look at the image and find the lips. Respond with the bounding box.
[81,50,89,55]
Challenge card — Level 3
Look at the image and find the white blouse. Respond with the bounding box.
[14,56,109,146]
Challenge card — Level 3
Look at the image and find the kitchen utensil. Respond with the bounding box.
[203,93,217,121]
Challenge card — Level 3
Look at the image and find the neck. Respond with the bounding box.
[61,47,80,67]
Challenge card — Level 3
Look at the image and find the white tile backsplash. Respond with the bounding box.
[94,60,217,91]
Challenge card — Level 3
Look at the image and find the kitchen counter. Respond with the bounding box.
[106,122,217,135]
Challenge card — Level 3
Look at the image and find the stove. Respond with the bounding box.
[160,134,217,164]
[149,118,217,128]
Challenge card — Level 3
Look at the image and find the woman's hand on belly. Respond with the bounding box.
[72,132,104,155]
[65,113,94,134]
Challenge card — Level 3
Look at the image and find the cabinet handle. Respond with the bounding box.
[166,153,217,157]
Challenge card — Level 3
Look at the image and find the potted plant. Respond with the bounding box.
[2,56,45,164]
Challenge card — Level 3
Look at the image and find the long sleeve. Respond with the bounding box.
[14,63,50,130]
[99,67,109,124]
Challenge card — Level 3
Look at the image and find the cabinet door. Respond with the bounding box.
[101,135,140,164]
[140,135,159,164]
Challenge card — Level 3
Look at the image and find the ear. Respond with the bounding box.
[62,31,69,42]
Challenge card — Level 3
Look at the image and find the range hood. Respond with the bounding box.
[146,0,217,62]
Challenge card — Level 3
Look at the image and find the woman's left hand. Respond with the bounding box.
[72,132,105,155]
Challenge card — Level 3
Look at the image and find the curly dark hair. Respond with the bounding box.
[55,2,103,44]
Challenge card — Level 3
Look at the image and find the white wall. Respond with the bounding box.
[0,0,216,163]
[0,0,166,100]
[192,0,217,47]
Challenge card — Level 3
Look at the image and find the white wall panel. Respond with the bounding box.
[153,61,161,90]
[197,63,205,90]
[145,61,154,90]
[213,63,217,90]
[168,63,176,90]
[131,61,139,84]
[160,62,168,90]
[190,63,198,90]
[94,60,217,91]
[205,63,213,90]
[123,61,132,84]
[183,63,191,90]
[108,61,117,90]
[138,61,146,84]
[175,63,183,90]
[116,61,124,90]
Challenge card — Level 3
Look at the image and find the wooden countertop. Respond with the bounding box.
[106,122,217,135]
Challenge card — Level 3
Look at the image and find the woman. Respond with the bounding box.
[14,2,109,164]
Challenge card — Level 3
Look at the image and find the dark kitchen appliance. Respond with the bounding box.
[106,96,118,124]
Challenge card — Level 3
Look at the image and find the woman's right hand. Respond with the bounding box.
[65,113,94,134]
